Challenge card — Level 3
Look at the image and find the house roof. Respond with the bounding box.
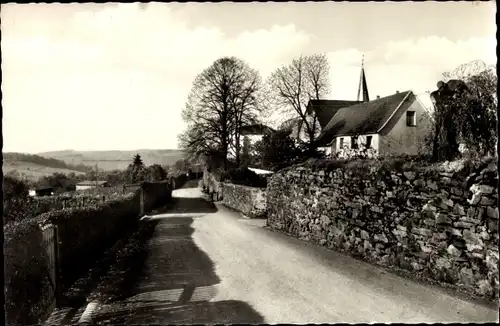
[315,91,414,146]
[279,117,302,131]
[33,187,54,192]
[306,100,362,128]
[77,180,108,186]
[240,124,275,136]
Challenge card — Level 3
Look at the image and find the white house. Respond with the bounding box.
[76,180,109,191]
[315,90,433,158]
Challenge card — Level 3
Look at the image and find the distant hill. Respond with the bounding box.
[3,152,88,182]
[36,149,186,171]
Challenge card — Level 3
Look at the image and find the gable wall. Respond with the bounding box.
[379,97,433,156]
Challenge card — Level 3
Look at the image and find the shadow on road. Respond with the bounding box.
[92,196,264,325]
[150,189,217,216]
[180,179,201,189]
[167,196,218,214]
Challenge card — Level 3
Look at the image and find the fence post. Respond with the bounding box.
[40,223,59,311]
[140,186,145,216]
[53,224,60,306]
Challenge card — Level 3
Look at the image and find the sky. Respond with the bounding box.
[1,2,496,153]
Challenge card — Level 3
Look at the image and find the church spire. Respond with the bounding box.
[357,55,370,102]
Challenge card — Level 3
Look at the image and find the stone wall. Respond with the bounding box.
[222,183,267,218]
[266,159,499,301]
[201,168,224,201]
[201,170,267,217]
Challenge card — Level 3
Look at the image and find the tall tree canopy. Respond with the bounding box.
[179,57,262,169]
[127,154,146,184]
[133,154,144,167]
[253,129,300,171]
[265,54,331,152]
[430,67,497,161]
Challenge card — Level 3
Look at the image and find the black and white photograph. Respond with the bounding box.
[2,1,498,325]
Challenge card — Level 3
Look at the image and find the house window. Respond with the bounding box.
[366,135,373,148]
[351,136,358,149]
[339,137,344,149]
[406,111,416,126]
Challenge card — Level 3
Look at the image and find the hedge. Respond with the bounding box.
[3,177,186,325]
[41,191,142,291]
[4,217,55,325]
[4,190,142,325]
[220,167,268,188]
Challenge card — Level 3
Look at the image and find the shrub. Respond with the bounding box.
[141,181,173,212]
[36,191,141,291]
[3,176,44,225]
[4,217,54,325]
[4,179,178,325]
[300,154,437,177]
[224,167,267,188]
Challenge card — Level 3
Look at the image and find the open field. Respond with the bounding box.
[3,160,85,182]
[37,149,186,171]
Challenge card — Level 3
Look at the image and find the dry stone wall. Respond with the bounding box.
[266,159,499,301]
[201,169,224,201]
[222,183,267,218]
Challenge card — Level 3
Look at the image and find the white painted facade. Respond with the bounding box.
[247,167,274,175]
[330,134,380,158]
[76,185,96,191]
[245,134,264,145]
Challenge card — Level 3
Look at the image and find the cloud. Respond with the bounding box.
[326,35,495,101]
[1,3,495,153]
[2,3,313,152]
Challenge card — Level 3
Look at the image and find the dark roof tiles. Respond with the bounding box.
[240,124,275,136]
[307,100,362,128]
[315,91,414,146]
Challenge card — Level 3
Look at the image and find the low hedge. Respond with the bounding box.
[4,217,55,325]
[172,173,189,189]
[297,155,496,178]
[39,191,141,291]
[141,181,172,213]
[220,167,268,188]
[4,180,180,325]
[4,194,141,325]
[60,185,138,199]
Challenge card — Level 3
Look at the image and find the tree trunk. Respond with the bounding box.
[235,133,241,167]
[432,121,441,162]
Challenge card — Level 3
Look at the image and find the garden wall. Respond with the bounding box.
[141,180,173,213]
[202,168,224,201]
[266,158,499,302]
[4,217,56,325]
[40,191,143,292]
[222,183,267,218]
[27,186,140,217]
[4,180,177,325]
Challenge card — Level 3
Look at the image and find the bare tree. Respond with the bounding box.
[266,54,331,152]
[227,63,262,166]
[179,57,261,170]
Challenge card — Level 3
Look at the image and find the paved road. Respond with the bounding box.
[87,186,498,324]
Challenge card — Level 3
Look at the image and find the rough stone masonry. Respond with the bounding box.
[266,159,499,301]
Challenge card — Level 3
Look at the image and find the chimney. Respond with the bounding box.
[396,90,399,94]
[376,95,380,99]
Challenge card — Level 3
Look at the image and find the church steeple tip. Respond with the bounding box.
[357,55,370,102]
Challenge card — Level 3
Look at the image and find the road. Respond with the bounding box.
[83,186,498,324]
